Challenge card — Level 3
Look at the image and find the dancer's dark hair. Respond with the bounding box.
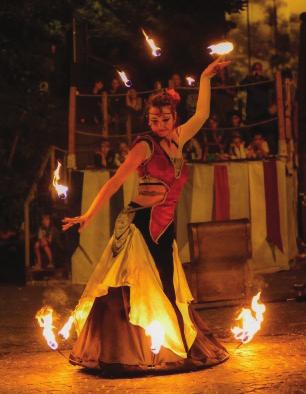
[148,89,180,115]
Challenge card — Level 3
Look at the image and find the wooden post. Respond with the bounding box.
[126,113,132,145]
[275,71,287,157]
[102,91,109,137]
[67,86,77,169]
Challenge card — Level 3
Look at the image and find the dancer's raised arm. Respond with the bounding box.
[62,141,150,232]
[179,56,230,147]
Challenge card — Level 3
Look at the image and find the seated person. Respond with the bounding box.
[203,115,228,160]
[114,141,130,167]
[33,214,55,270]
[228,132,247,160]
[126,88,143,133]
[183,137,202,161]
[94,139,116,169]
[247,132,270,159]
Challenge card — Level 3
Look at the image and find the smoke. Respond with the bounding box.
[42,287,69,308]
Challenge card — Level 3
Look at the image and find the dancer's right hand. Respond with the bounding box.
[62,214,90,232]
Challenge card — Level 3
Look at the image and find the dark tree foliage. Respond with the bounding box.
[0,0,245,230]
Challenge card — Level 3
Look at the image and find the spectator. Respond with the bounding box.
[146,81,163,107]
[33,214,56,271]
[228,133,247,160]
[203,115,225,158]
[168,72,187,122]
[212,68,236,125]
[94,139,116,169]
[153,80,163,91]
[91,79,105,126]
[186,81,198,118]
[183,137,202,161]
[126,88,142,132]
[247,132,270,159]
[114,141,130,167]
[78,79,105,128]
[226,110,249,146]
[108,78,126,133]
[240,62,271,124]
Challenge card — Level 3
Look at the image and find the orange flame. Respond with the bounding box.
[53,161,68,199]
[58,316,74,340]
[35,307,58,350]
[231,292,266,344]
[117,70,132,87]
[141,29,161,57]
[208,41,234,55]
[186,76,195,86]
[145,321,164,354]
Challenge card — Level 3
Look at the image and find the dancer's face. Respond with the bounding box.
[148,106,176,138]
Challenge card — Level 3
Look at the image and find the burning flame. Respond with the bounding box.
[208,41,234,55]
[231,292,266,344]
[141,28,161,57]
[145,321,164,354]
[53,161,68,199]
[35,307,58,350]
[186,76,195,86]
[117,70,132,87]
[58,316,74,340]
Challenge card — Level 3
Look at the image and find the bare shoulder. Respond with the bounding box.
[131,139,152,161]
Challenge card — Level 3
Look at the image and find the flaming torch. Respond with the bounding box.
[58,316,74,340]
[208,41,234,56]
[231,292,266,345]
[53,161,68,199]
[117,70,132,88]
[35,307,58,350]
[145,321,165,355]
[186,76,195,86]
[141,28,161,57]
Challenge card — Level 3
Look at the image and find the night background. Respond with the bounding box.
[1,1,306,391]
[0,0,246,230]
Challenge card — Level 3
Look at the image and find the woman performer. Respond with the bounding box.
[63,56,230,375]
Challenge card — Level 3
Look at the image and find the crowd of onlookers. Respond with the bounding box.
[93,126,273,170]
[77,61,283,169]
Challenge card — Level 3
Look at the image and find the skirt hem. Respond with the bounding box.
[69,353,229,376]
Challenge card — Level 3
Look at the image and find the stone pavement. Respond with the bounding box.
[1,265,306,394]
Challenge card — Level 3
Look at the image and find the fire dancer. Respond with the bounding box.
[62,56,230,374]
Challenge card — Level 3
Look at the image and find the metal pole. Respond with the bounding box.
[67,86,77,169]
[72,16,77,64]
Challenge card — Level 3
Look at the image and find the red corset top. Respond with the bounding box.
[132,134,189,243]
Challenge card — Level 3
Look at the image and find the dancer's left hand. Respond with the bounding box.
[202,56,231,79]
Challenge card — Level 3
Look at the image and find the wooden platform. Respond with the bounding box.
[186,219,251,303]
